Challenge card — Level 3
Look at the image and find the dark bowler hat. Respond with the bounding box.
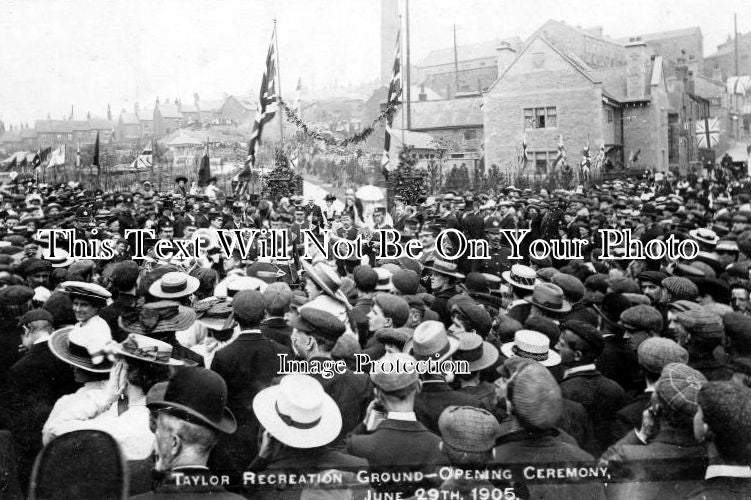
[424,260,465,280]
[175,176,188,184]
[147,366,237,434]
[289,307,345,342]
[29,430,127,500]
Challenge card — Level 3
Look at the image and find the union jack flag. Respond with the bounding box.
[248,26,279,166]
[381,29,402,172]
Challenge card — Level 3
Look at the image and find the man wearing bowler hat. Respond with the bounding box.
[133,367,243,499]
[210,290,289,477]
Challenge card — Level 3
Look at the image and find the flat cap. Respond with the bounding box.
[373,293,411,328]
[289,307,345,342]
[232,290,267,325]
[391,269,420,295]
[562,319,604,356]
[620,304,663,332]
[352,265,378,292]
[552,273,585,302]
[438,405,500,452]
[662,276,699,301]
[0,285,35,306]
[19,308,54,325]
[637,338,688,374]
[655,363,707,416]
[370,352,419,392]
[637,271,669,286]
[674,308,724,340]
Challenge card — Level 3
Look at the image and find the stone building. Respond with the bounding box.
[483,35,669,173]
[705,31,751,81]
[617,27,704,73]
[417,38,521,99]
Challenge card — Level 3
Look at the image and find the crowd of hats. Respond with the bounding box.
[4,171,751,495]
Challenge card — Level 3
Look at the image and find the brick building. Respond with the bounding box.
[527,20,628,69]
[483,35,669,173]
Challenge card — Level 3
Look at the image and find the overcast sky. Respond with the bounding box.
[1,0,749,125]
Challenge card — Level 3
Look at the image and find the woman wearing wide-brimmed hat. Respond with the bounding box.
[424,260,465,327]
[119,300,201,366]
[299,260,355,332]
[60,281,113,363]
[45,332,181,461]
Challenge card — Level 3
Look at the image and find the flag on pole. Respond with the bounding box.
[131,141,153,169]
[93,132,100,176]
[198,139,211,187]
[248,25,279,166]
[519,132,529,170]
[32,147,52,168]
[381,29,402,172]
[47,145,66,168]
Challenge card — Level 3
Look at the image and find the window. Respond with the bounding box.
[606,109,614,123]
[523,107,557,129]
[531,151,558,175]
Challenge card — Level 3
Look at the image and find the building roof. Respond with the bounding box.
[223,96,256,112]
[727,75,751,95]
[392,97,482,130]
[615,27,702,44]
[180,102,200,113]
[88,118,114,130]
[162,129,204,147]
[120,112,140,125]
[35,120,74,134]
[707,31,751,58]
[388,128,439,150]
[200,99,226,112]
[19,128,37,139]
[694,74,725,98]
[420,37,522,67]
[158,103,183,119]
[138,109,154,122]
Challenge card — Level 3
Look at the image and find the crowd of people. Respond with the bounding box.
[0,169,750,499]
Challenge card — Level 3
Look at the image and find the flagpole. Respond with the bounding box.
[274,19,284,150]
[399,14,405,145]
[405,0,411,131]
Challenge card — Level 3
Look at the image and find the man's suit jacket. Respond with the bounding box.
[559,367,625,455]
[611,390,652,443]
[309,357,372,444]
[211,330,289,475]
[259,317,292,348]
[414,380,481,434]
[347,418,446,468]
[596,335,643,396]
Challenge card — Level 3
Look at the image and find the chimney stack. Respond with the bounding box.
[496,40,517,76]
[625,40,651,100]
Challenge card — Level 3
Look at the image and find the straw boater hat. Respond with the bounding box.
[424,260,465,280]
[500,329,561,367]
[524,282,571,314]
[106,334,184,366]
[147,366,237,434]
[301,260,351,307]
[40,247,74,268]
[454,331,499,372]
[409,320,460,362]
[253,374,342,449]
[119,301,196,335]
[149,272,200,299]
[689,228,719,246]
[501,264,539,291]
[61,281,111,308]
[49,326,114,373]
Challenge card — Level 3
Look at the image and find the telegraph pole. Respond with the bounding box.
[453,25,460,96]
[405,0,411,130]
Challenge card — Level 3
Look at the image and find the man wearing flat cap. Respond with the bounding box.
[289,307,372,447]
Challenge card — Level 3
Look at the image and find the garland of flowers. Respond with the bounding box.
[279,89,402,148]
